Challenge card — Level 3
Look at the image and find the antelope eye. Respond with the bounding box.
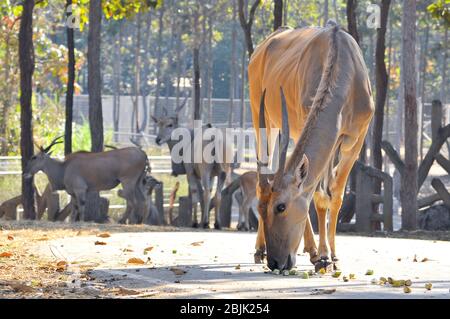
[276,203,286,213]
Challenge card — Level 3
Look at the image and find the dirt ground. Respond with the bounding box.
[0,221,449,299]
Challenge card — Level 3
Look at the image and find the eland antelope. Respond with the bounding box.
[152,99,234,229]
[249,21,374,271]
[23,136,149,223]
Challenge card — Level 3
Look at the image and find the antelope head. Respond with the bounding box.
[152,94,189,146]
[257,88,310,271]
[23,136,63,179]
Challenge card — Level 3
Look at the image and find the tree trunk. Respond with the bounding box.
[419,24,430,161]
[153,7,164,128]
[332,0,340,24]
[193,46,201,121]
[346,0,359,45]
[372,0,391,186]
[139,12,153,134]
[229,0,237,127]
[240,45,247,128]
[400,0,417,230]
[441,26,448,104]
[113,23,122,143]
[132,13,142,135]
[1,26,14,155]
[238,0,261,58]
[273,0,283,31]
[19,0,36,220]
[323,0,329,25]
[88,0,103,152]
[65,0,75,155]
[384,14,393,169]
[207,17,213,123]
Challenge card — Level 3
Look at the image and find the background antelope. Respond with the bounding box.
[152,99,234,229]
[249,22,374,271]
[235,171,258,231]
[23,136,149,223]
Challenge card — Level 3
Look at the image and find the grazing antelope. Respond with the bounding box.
[152,98,233,229]
[23,136,149,223]
[249,21,374,271]
[235,171,258,231]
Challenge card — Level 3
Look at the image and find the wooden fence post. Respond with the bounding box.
[154,182,165,225]
[177,195,192,227]
[355,163,373,232]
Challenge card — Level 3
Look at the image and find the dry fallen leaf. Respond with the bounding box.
[413,255,418,262]
[143,246,154,253]
[425,283,432,290]
[118,287,140,295]
[123,248,134,252]
[127,257,145,265]
[403,286,412,293]
[97,232,111,238]
[0,252,13,258]
[56,260,68,272]
[235,264,241,270]
[311,288,336,295]
[7,235,14,240]
[421,258,429,262]
[10,283,35,293]
[95,241,107,246]
[190,241,204,246]
[170,267,187,276]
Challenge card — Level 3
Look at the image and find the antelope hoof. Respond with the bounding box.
[254,249,266,264]
[332,256,340,270]
[214,222,221,230]
[202,222,210,229]
[237,223,248,231]
[314,257,333,273]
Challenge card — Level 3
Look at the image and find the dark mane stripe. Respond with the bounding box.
[286,22,340,173]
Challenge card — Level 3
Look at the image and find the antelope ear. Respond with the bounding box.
[294,154,309,188]
[151,115,158,123]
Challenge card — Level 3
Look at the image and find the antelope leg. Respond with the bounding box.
[313,191,332,272]
[213,171,226,229]
[328,132,368,269]
[303,216,319,264]
[254,217,266,264]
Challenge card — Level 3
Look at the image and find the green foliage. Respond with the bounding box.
[427,0,450,26]
[71,120,114,153]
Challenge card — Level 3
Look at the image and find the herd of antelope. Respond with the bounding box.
[18,21,374,272]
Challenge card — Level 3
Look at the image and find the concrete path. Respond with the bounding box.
[37,231,450,298]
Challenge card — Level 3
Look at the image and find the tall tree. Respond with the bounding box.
[88,0,103,152]
[238,0,261,58]
[229,0,237,127]
[401,0,418,230]
[346,0,359,44]
[192,1,201,121]
[323,0,329,25]
[131,12,142,134]
[19,0,36,219]
[153,6,164,126]
[273,0,283,31]
[372,0,391,175]
[65,0,75,155]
